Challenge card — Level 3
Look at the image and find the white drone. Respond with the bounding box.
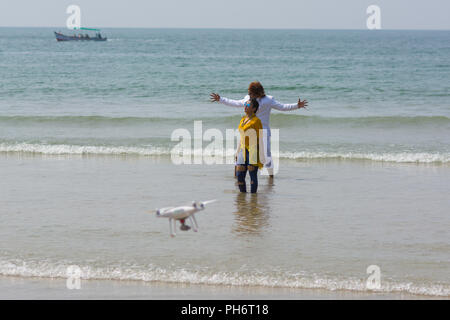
[149,200,216,237]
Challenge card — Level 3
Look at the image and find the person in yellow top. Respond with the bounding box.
[236,98,265,193]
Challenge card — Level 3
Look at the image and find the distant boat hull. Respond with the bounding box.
[54,32,107,42]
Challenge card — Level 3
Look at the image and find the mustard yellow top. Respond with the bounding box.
[238,115,264,168]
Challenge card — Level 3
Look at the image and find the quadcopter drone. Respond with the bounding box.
[149,200,216,237]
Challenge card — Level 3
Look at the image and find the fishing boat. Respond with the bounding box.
[54,27,107,42]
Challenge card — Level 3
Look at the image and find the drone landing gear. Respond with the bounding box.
[179,219,191,231]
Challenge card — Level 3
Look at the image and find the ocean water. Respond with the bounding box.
[0,27,449,298]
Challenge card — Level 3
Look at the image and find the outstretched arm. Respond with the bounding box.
[270,97,308,111]
[210,93,247,108]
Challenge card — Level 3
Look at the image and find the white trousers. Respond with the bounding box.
[262,128,274,174]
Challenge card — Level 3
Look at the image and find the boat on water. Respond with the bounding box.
[54,27,107,42]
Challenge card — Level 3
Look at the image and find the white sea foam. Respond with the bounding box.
[0,143,169,156]
[0,259,448,297]
[1,143,449,164]
[278,151,450,163]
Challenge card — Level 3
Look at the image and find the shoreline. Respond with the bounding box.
[0,275,446,300]
[0,151,449,166]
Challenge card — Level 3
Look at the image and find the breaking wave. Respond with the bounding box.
[0,114,449,128]
[0,142,449,163]
[0,259,448,297]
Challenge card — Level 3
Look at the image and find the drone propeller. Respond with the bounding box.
[198,199,217,208]
[148,207,174,216]
[147,209,161,217]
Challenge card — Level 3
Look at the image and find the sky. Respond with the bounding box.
[0,0,449,30]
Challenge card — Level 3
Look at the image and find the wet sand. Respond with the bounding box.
[0,275,444,300]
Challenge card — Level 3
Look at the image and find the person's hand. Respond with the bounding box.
[297,98,308,109]
[210,93,220,102]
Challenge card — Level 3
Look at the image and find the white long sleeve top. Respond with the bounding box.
[219,95,298,129]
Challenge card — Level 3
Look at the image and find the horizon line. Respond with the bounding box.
[0,26,449,31]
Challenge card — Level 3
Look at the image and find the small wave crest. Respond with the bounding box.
[270,114,450,128]
[0,143,449,163]
[0,259,448,297]
[278,151,450,163]
[0,143,170,156]
[0,115,449,128]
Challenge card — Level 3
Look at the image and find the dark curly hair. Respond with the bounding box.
[248,81,265,98]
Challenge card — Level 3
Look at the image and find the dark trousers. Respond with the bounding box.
[236,149,258,193]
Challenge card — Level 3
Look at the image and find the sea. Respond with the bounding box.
[0,27,449,298]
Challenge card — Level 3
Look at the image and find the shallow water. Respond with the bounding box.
[0,28,449,163]
[1,154,448,296]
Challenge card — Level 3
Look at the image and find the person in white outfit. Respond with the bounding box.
[210,81,308,178]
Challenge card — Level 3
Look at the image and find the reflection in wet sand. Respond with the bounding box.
[232,183,273,235]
